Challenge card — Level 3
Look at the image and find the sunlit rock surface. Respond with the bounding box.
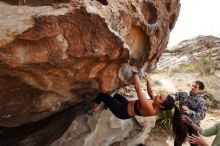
[0,0,180,145]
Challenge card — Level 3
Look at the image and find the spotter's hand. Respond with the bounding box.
[182,106,190,114]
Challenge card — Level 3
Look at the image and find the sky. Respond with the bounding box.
[168,0,220,47]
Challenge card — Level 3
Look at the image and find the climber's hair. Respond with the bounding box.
[161,95,188,145]
[162,95,174,110]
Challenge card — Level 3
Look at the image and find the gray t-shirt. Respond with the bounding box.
[200,122,220,146]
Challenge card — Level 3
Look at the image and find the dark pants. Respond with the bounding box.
[187,125,199,146]
[95,92,130,119]
[174,124,199,146]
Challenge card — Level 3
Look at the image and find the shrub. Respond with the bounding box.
[193,56,216,75]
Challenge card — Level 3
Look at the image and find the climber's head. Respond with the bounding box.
[153,94,174,110]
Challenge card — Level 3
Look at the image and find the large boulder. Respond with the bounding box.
[0,0,180,145]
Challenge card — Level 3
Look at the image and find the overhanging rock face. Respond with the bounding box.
[0,0,180,128]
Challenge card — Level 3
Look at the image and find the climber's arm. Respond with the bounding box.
[145,75,155,100]
[133,74,156,116]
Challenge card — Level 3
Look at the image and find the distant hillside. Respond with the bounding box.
[157,35,220,76]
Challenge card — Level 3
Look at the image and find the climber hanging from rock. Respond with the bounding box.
[90,62,188,145]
